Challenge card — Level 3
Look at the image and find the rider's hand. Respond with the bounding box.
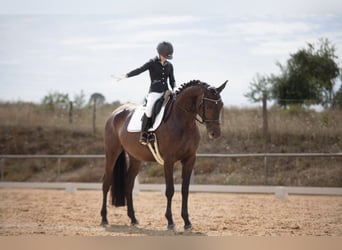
[111,74,127,82]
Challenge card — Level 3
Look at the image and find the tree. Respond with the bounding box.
[245,73,272,103]
[89,93,105,106]
[41,91,70,110]
[271,38,340,108]
[270,63,320,107]
[245,73,271,145]
[332,84,342,109]
[73,90,86,109]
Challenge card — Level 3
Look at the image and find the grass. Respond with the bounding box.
[0,102,341,186]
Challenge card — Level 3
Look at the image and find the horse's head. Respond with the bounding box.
[198,80,227,139]
[175,80,227,139]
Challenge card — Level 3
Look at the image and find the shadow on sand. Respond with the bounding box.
[103,224,207,236]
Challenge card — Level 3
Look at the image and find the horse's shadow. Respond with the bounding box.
[103,224,207,236]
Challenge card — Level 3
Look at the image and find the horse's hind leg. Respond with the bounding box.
[180,156,196,230]
[125,155,141,225]
[100,150,121,225]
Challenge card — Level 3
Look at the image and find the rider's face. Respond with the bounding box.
[159,55,167,62]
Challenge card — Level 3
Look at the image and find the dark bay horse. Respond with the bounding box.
[101,80,227,230]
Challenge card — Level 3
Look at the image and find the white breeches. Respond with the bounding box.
[145,92,164,118]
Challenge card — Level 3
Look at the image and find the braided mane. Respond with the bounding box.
[175,80,211,96]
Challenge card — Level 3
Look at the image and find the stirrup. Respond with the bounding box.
[139,132,148,145]
[147,133,155,144]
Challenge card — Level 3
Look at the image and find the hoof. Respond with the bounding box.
[131,220,139,226]
[101,219,108,226]
[167,223,176,231]
[184,223,192,230]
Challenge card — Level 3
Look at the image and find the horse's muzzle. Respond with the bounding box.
[207,129,221,140]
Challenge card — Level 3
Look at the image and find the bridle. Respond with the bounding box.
[197,96,222,124]
[175,95,222,125]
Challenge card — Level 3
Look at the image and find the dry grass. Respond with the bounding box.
[0,102,341,186]
[0,102,117,132]
[1,102,341,141]
[222,106,342,138]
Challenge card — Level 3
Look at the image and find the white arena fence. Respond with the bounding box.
[0,153,341,197]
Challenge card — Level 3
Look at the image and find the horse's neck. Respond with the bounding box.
[172,87,203,124]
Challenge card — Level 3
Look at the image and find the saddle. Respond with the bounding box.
[127,91,173,133]
[127,91,173,165]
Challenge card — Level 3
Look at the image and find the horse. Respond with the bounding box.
[100,80,227,230]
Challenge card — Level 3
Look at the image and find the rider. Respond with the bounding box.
[119,41,176,145]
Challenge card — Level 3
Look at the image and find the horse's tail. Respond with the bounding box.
[111,151,126,207]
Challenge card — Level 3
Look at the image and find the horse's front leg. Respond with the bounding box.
[181,156,196,230]
[164,161,175,230]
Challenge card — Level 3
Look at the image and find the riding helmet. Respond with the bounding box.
[157,41,173,59]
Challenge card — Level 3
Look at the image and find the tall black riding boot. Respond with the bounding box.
[139,114,151,145]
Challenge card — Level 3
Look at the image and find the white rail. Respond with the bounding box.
[0,182,341,197]
[1,153,342,159]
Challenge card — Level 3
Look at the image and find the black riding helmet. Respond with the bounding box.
[157,41,173,60]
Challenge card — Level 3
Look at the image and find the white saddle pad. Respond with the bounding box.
[127,105,166,132]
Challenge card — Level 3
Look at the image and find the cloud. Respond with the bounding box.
[101,16,199,30]
[61,37,103,46]
[81,27,210,51]
[1,0,342,16]
[58,56,84,62]
[0,59,22,65]
[86,42,146,50]
[61,36,148,50]
[60,15,207,51]
[227,21,312,37]
[230,17,342,59]
[1,13,342,106]
[251,40,309,56]
[130,28,209,43]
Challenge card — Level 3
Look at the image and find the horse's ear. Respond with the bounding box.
[216,80,228,93]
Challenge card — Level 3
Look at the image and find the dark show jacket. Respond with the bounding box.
[126,57,175,93]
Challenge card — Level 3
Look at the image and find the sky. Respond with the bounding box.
[1,0,342,107]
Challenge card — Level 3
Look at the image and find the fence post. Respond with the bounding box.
[92,99,96,134]
[263,155,268,185]
[57,158,61,181]
[69,101,73,124]
[262,94,269,143]
[0,158,4,181]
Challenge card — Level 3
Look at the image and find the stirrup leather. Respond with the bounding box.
[146,133,164,165]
